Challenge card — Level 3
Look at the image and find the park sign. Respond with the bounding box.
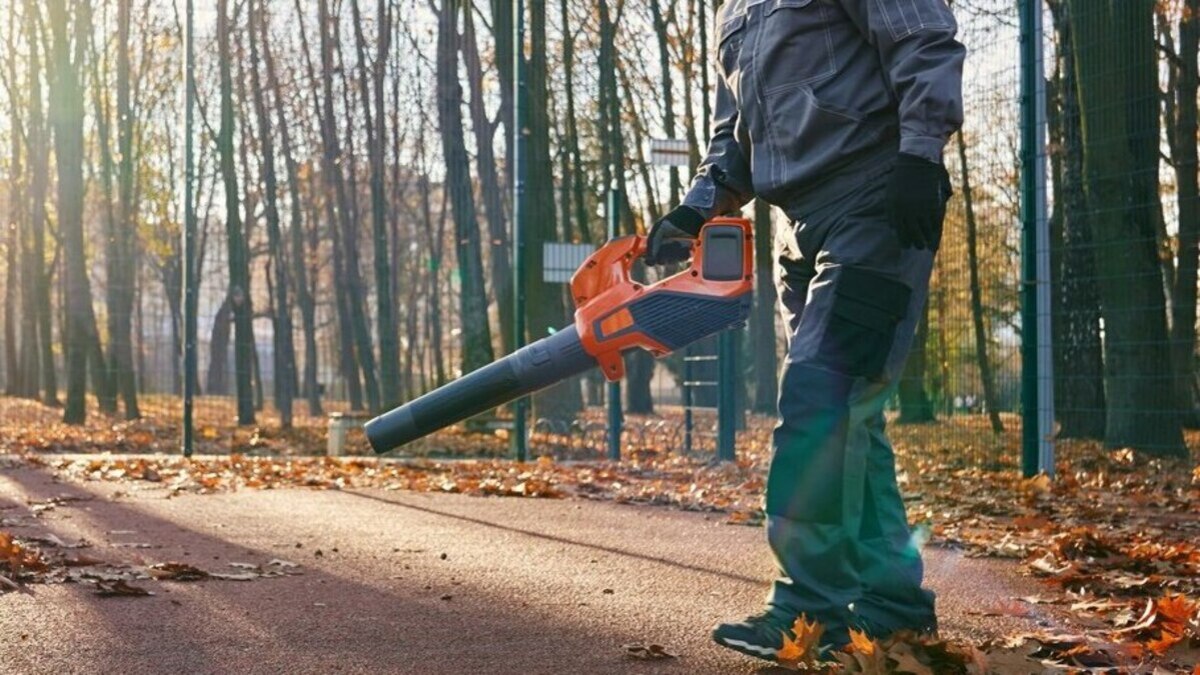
[649,138,691,167]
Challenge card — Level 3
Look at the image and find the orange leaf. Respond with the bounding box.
[848,628,878,656]
[1145,630,1183,656]
[777,614,826,668]
[1156,594,1198,628]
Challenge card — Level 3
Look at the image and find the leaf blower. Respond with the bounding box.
[364,217,754,453]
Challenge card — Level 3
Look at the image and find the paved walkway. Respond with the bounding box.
[0,463,1062,674]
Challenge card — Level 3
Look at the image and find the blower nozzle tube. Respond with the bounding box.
[365,326,596,453]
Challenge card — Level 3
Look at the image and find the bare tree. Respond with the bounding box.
[462,6,514,354]
[435,0,494,375]
[216,0,256,424]
[1070,0,1184,455]
[107,0,140,418]
[956,131,1003,434]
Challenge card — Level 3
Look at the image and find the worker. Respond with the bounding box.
[644,0,965,663]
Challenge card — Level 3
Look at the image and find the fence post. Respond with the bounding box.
[181,0,197,458]
[606,185,623,461]
[512,0,528,462]
[683,346,694,454]
[716,331,736,462]
[1019,0,1055,477]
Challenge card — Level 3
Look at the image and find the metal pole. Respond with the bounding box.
[181,0,197,458]
[1032,1,1055,477]
[512,0,528,462]
[691,0,707,458]
[1019,0,1053,477]
[683,349,693,454]
[606,186,623,461]
[717,331,736,462]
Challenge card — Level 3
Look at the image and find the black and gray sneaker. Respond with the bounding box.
[711,610,817,663]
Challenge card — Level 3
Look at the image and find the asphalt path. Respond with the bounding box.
[0,463,1066,674]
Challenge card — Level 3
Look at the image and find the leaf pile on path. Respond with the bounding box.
[5,407,1200,668]
[1,529,304,595]
[0,396,508,459]
[24,451,761,513]
[888,417,1200,672]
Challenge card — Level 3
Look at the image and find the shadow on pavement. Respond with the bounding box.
[0,465,707,674]
[341,488,766,587]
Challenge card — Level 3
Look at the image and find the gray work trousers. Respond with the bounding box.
[765,167,938,645]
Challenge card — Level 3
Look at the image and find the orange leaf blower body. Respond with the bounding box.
[365,218,754,453]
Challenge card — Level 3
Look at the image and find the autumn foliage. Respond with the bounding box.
[1,399,1198,670]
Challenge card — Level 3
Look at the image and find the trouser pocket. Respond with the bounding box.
[820,267,911,379]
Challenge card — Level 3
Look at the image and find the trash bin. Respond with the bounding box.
[327,412,368,456]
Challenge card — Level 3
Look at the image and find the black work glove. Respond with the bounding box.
[644,205,707,266]
[887,152,953,251]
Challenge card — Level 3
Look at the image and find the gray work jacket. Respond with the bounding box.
[683,0,966,218]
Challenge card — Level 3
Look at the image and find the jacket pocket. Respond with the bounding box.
[717,12,746,79]
[754,86,885,199]
[759,0,835,93]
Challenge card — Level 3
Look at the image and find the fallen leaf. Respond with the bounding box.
[623,643,678,660]
[777,615,825,669]
[148,562,209,581]
[94,579,153,597]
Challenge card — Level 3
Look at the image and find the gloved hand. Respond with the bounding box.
[887,153,952,251]
[644,205,707,265]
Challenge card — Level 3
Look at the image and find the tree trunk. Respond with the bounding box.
[217,0,255,425]
[350,0,401,409]
[159,254,183,395]
[427,185,449,388]
[934,262,951,415]
[698,0,711,134]
[898,303,936,423]
[650,0,682,208]
[751,198,778,413]
[525,0,582,421]
[249,0,296,426]
[48,0,104,424]
[619,65,662,226]
[956,131,1003,434]
[107,0,139,419]
[599,0,654,414]
[24,2,56,404]
[274,3,321,416]
[559,0,590,243]
[1171,0,1200,427]
[462,7,514,355]
[6,15,28,397]
[435,0,494,376]
[1070,0,1185,455]
[490,0,514,198]
[330,206,365,409]
[3,184,17,396]
[90,12,119,416]
[682,0,702,169]
[1048,0,1106,439]
[320,0,380,412]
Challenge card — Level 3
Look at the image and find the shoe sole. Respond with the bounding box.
[713,636,779,662]
[714,635,844,666]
